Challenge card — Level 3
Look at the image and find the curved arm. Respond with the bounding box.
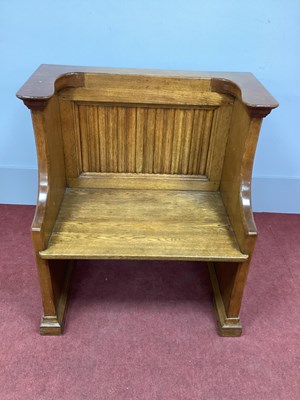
[30,96,66,250]
[220,101,263,254]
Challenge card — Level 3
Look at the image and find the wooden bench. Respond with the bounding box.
[17,65,278,336]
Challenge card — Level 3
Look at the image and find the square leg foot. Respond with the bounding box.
[40,316,63,335]
[217,319,242,337]
[208,262,243,337]
[38,261,73,335]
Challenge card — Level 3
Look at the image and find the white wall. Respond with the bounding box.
[0,0,299,212]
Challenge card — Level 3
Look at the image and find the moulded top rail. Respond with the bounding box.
[16,64,279,117]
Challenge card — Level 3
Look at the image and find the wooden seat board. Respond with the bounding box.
[40,188,248,261]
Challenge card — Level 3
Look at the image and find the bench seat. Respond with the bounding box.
[40,188,248,261]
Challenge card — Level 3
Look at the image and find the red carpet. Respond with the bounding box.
[0,205,299,400]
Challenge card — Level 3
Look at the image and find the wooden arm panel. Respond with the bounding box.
[220,100,262,254]
[30,95,66,250]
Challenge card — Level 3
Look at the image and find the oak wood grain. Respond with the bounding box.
[220,100,260,254]
[208,263,242,337]
[17,64,278,116]
[60,87,232,107]
[40,188,248,262]
[28,95,71,334]
[61,103,229,185]
[68,172,219,191]
[16,65,278,336]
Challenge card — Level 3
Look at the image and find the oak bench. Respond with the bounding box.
[17,65,278,336]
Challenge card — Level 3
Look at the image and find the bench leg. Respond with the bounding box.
[208,260,250,337]
[35,257,73,335]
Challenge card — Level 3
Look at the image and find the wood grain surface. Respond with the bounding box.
[16,64,279,116]
[76,105,218,175]
[16,65,278,335]
[40,188,248,261]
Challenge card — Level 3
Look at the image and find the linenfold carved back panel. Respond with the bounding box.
[58,85,234,190]
[77,105,215,175]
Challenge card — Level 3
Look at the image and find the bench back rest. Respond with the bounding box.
[58,73,234,190]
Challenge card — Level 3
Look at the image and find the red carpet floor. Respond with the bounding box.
[0,205,299,400]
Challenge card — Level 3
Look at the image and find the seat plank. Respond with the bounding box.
[40,188,248,261]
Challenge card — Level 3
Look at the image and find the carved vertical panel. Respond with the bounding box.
[75,104,228,177]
